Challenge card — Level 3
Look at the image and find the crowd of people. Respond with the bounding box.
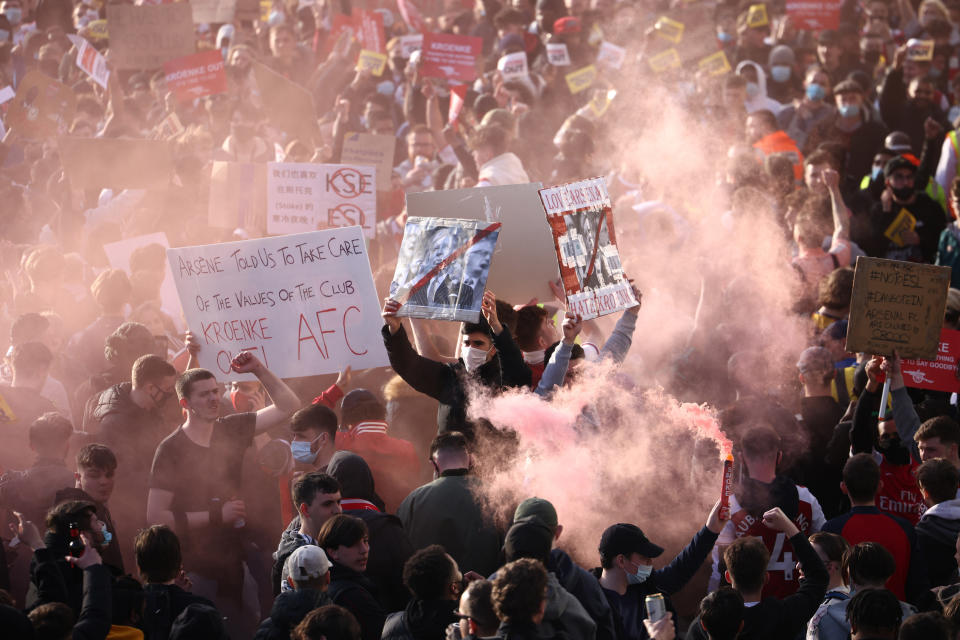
[10,0,960,638]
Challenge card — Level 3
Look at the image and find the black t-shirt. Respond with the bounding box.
[149,412,256,582]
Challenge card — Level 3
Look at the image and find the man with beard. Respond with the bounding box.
[880,64,949,153]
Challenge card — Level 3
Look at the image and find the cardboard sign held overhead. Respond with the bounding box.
[167,227,389,380]
[398,34,423,58]
[191,0,237,23]
[58,137,175,190]
[107,3,195,70]
[906,38,934,61]
[420,33,482,83]
[846,256,951,360]
[357,50,388,76]
[208,161,267,231]
[103,232,184,332]
[901,328,960,393]
[654,16,684,43]
[698,50,732,76]
[341,132,396,191]
[406,184,560,305]
[448,84,468,127]
[163,50,228,103]
[5,71,76,139]
[254,63,320,145]
[648,49,681,73]
[786,0,840,30]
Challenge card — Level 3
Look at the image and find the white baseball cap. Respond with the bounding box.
[286,545,331,583]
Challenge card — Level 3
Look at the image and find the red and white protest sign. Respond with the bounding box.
[786,0,840,30]
[421,33,482,83]
[901,328,960,393]
[355,9,386,54]
[163,50,228,103]
[66,35,110,89]
[397,0,425,32]
[448,84,467,126]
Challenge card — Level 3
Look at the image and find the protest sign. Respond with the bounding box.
[357,50,388,76]
[407,184,560,305]
[698,50,732,76]
[267,163,377,238]
[167,228,389,379]
[883,209,917,248]
[397,0,425,32]
[107,4,195,70]
[103,232,183,331]
[596,41,627,70]
[341,132,396,191]
[654,17,684,43]
[398,34,423,58]
[421,33,482,82]
[786,0,840,30]
[191,0,237,24]
[589,88,617,118]
[58,138,175,190]
[906,38,934,61]
[155,112,185,140]
[648,49,681,73]
[746,3,769,27]
[254,63,320,144]
[6,71,76,139]
[85,20,108,41]
[163,50,227,103]
[391,218,501,323]
[565,65,597,94]
[539,177,639,320]
[66,35,109,89]
[901,329,960,393]
[846,257,951,359]
[498,51,528,81]
[448,84,468,127]
[0,85,13,105]
[546,43,571,66]
[355,9,386,54]
[208,162,268,231]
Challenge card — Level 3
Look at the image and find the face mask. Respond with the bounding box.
[745,82,760,98]
[892,186,915,200]
[221,46,229,61]
[871,165,883,180]
[717,31,734,43]
[290,437,320,465]
[626,562,653,585]
[4,7,21,24]
[523,350,545,365]
[838,103,860,118]
[100,525,113,547]
[462,346,490,373]
[377,80,395,96]
[806,83,826,101]
[771,65,791,83]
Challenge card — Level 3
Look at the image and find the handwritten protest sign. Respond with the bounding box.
[421,32,482,82]
[846,257,951,359]
[547,43,571,66]
[58,138,175,190]
[168,228,389,379]
[341,132,396,191]
[565,65,597,94]
[191,0,237,24]
[355,9,386,54]
[155,112,185,140]
[164,50,227,103]
[103,232,183,331]
[107,4,194,70]
[901,329,960,393]
[208,162,267,231]
[391,218,501,323]
[66,35,109,89]
[6,71,76,139]
[786,0,840,30]
[539,177,639,320]
[267,163,377,238]
[408,184,560,305]
[254,63,320,144]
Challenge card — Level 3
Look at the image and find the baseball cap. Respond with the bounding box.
[286,545,331,583]
[884,155,917,178]
[884,131,912,154]
[504,517,554,563]
[513,497,559,529]
[833,79,862,95]
[599,523,664,559]
[554,16,581,35]
[797,346,834,374]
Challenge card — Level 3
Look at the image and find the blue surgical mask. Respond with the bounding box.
[838,103,860,118]
[222,46,229,61]
[771,65,791,83]
[745,82,760,98]
[806,83,826,101]
[871,165,883,180]
[101,525,113,546]
[4,7,22,25]
[291,437,320,465]
[627,562,653,585]
[717,31,734,43]
[377,80,395,96]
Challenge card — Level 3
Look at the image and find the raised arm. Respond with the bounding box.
[229,351,301,434]
[536,312,581,397]
[885,352,922,458]
[851,356,884,454]
[823,168,850,241]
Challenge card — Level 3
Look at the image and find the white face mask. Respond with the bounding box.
[523,349,545,365]
[462,346,490,373]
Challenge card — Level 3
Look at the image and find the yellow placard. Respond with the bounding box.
[698,51,732,76]
[589,89,617,117]
[84,19,108,41]
[746,4,769,28]
[884,208,917,247]
[648,49,681,73]
[655,17,685,44]
[588,22,604,46]
[260,0,271,22]
[0,391,16,423]
[356,50,388,76]
[565,65,598,94]
[906,39,934,61]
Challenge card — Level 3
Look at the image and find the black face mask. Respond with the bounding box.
[892,186,915,200]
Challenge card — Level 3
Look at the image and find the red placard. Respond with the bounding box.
[163,50,227,103]
[355,9,386,54]
[397,0,425,33]
[448,84,467,126]
[786,0,841,30]
[420,33,482,83]
[901,328,960,393]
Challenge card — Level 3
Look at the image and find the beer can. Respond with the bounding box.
[719,454,734,520]
[645,593,666,623]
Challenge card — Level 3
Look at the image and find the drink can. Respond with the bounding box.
[645,593,666,623]
[719,454,734,520]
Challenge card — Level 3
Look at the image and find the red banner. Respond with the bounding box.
[355,9,386,54]
[786,0,841,30]
[420,33,482,83]
[448,84,467,126]
[397,0,425,32]
[163,50,227,103]
[901,328,960,393]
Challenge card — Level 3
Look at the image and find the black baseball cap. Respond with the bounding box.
[884,155,917,178]
[599,523,664,559]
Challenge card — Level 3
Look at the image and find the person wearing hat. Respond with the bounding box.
[880,45,949,153]
[777,67,836,151]
[595,501,727,640]
[859,130,946,211]
[817,29,858,86]
[767,45,802,104]
[858,155,946,262]
[805,79,888,184]
[257,546,333,640]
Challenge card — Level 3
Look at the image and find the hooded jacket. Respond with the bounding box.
[328,561,386,640]
[271,527,311,596]
[141,583,215,640]
[477,152,530,187]
[382,598,459,640]
[735,61,785,115]
[254,588,331,640]
[541,571,596,640]
[550,549,616,640]
[916,498,960,588]
[811,594,916,640]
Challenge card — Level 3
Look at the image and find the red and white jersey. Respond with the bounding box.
[710,485,826,598]
[875,453,925,525]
